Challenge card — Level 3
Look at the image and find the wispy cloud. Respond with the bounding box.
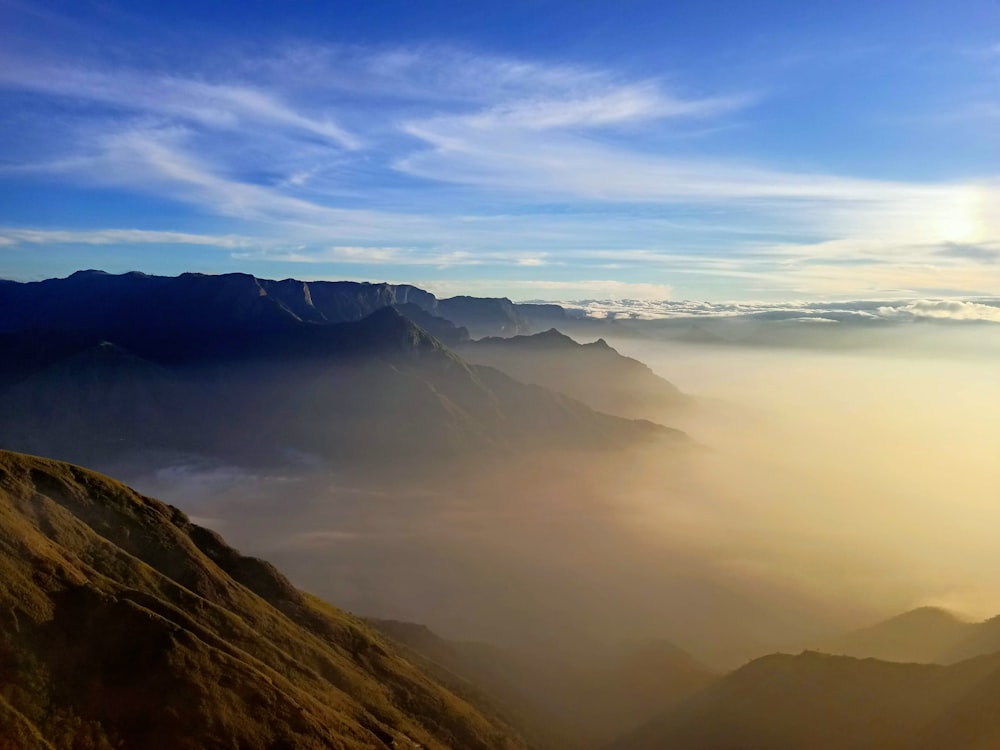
[2,39,999,300]
[233,245,552,268]
[454,83,750,131]
[0,227,255,248]
[0,56,361,149]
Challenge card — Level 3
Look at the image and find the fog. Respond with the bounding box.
[610,335,1000,623]
[123,327,1000,669]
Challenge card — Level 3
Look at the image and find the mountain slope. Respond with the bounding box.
[459,329,688,419]
[0,304,675,469]
[370,619,715,750]
[0,450,526,750]
[612,650,1000,750]
[816,607,1000,664]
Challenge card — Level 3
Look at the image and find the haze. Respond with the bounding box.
[109,325,995,670]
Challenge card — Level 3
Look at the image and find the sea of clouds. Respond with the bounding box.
[545,297,1000,323]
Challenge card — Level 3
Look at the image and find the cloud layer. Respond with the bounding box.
[555,297,1000,323]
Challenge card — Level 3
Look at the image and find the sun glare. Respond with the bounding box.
[936,188,986,244]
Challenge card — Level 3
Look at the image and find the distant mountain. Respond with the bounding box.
[0,340,191,461]
[392,302,471,347]
[0,270,543,340]
[459,329,689,419]
[433,296,529,339]
[612,650,1000,750]
[370,619,715,750]
[815,607,1000,665]
[514,302,576,331]
[0,449,526,750]
[941,615,1000,664]
[0,269,434,332]
[0,274,679,469]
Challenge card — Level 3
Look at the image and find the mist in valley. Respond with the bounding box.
[117,325,1000,671]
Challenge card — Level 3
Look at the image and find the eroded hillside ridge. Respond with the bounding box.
[0,449,526,750]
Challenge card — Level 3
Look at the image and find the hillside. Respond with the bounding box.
[459,329,689,419]
[0,450,527,750]
[369,619,715,750]
[816,607,1000,664]
[612,650,1000,750]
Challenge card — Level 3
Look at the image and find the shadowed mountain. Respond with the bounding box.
[0,449,526,750]
[433,296,529,339]
[0,270,544,341]
[392,303,471,347]
[369,619,715,750]
[612,650,1000,750]
[0,270,435,333]
[513,303,575,331]
[459,329,689,419]
[940,616,1000,664]
[816,607,1000,665]
[0,341,191,462]
[0,279,678,470]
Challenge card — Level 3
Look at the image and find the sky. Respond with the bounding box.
[1,0,999,301]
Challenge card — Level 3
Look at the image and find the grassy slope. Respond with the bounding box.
[0,450,526,750]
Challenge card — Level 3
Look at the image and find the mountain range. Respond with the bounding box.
[0,271,684,470]
[4,270,999,749]
[0,269,532,342]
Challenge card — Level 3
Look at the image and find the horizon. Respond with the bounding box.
[2,1,999,301]
[7,267,1000,324]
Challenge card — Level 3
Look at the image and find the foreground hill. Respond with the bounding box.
[0,450,526,750]
[612,650,1000,750]
[459,329,689,419]
[816,607,1000,665]
[370,620,715,750]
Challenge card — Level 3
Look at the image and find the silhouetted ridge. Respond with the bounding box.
[816,606,1000,667]
[477,328,578,349]
[612,649,1000,750]
[0,270,540,340]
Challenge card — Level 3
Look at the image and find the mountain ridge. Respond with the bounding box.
[815,606,1000,665]
[0,448,527,750]
[0,296,679,471]
[0,270,552,341]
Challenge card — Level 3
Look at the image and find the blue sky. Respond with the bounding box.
[1,0,998,301]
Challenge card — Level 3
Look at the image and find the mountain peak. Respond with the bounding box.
[349,305,449,358]
[891,606,966,624]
